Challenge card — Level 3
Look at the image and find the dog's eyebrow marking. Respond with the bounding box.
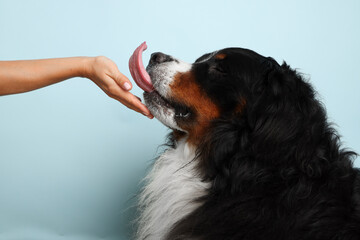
[215,53,227,60]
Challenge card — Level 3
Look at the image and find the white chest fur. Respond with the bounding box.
[136,139,209,240]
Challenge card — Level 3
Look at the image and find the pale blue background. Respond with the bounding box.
[0,0,359,239]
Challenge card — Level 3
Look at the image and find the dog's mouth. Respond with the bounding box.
[129,42,192,128]
[144,91,172,112]
[143,90,192,119]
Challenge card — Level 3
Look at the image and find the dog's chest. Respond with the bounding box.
[136,140,209,240]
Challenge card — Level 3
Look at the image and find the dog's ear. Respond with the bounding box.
[251,63,310,153]
[249,61,336,177]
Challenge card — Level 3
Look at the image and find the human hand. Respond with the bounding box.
[83,56,153,118]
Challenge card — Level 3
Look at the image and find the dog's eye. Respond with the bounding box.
[214,67,226,74]
[209,65,227,75]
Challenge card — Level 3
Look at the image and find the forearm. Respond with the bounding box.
[0,57,90,95]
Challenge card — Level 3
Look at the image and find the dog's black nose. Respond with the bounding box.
[150,52,173,64]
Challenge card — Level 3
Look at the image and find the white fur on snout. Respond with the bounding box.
[148,59,191,98]
[145,57,192,132]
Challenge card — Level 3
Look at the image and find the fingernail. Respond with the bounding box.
[123,82,131,91]
[143,112,153,119]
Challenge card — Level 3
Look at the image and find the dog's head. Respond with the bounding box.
[144,48,286,144]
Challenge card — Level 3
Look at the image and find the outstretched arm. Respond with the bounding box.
[0,56,153,118]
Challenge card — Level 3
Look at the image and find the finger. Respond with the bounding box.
[126,94,153,117]
[135,96,142,102]
[98,74,152,118]
[110,70,133,91]
[111,90,153,118]
[123,99,154,119]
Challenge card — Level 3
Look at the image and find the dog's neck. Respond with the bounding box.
[136,138,209,240]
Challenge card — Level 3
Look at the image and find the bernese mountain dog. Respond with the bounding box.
[135,47,360,240]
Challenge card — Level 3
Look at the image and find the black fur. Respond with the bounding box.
[166,48,359,240]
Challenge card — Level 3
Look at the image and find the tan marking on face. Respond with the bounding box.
[215,53,227,60]
[170,71,220,145]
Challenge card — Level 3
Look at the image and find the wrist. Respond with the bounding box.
[79,57,94,79]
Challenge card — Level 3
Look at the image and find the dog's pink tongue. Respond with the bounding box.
[129,42,154,92]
